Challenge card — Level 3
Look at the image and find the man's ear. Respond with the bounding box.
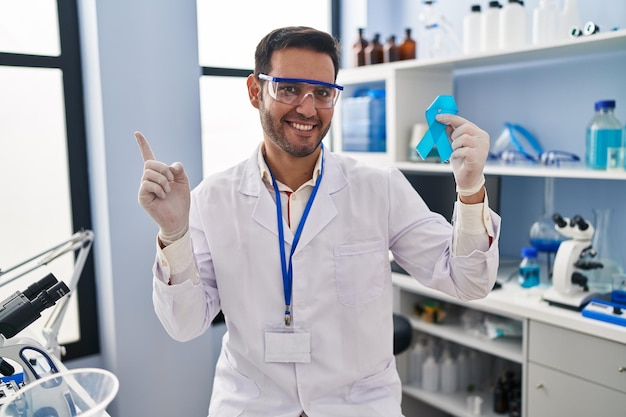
[247,74,261,109]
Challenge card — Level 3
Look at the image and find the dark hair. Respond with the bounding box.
[254,26,341,80]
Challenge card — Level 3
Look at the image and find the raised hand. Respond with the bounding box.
[435,114,489,198]
[135,131,190,244]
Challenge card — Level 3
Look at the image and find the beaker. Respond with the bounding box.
[0,368,119,417]
[529,177,564,280]
[587,208,624,294]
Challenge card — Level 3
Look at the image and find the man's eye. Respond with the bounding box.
[279,84,299,96]
[315,88,332,98]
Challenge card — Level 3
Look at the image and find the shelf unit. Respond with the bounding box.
[335,30,626,417]
[332,30,626,181]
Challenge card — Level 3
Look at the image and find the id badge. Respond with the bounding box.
[264,322,311,363]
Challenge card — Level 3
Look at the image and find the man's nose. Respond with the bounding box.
[295,92,317,116]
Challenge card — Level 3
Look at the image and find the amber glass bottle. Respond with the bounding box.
[353,28,368,67]
[399,28,417,60]
[384,35,400,63]
[365,33,384,65]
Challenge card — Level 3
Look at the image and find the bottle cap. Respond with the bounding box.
[595,100,616,111]
[471,4,481,12]
[521,247,538,258]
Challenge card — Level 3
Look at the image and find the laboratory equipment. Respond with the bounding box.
[481,1,502,52]
[418,0,461,59]
[398,28,416,60]
[0,230,108,411]
[341,89,386,152]
[0,368,118,417]
[352,28,368,67]
[518,247,540,288]
[499,0,528,50]
[543,213,601,310]
[529,177,564,279]
[462,4,482,55]
[585,99,624,170]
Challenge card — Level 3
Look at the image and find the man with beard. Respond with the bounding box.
[136,26,500,417]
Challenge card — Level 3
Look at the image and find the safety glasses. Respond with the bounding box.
[258,73,344,109]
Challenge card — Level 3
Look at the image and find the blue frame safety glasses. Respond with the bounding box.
[258,74,344,109]
[488,149,580,167]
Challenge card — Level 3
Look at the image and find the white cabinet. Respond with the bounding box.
[527,321,626,416]
[332,30,626,181]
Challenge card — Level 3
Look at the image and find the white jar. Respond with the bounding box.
[499,0,528,51]
[480,1,501,52]
[558,0,581,40]
[463,4,482,54]
[532,0,558,45]
[440,355,458,394]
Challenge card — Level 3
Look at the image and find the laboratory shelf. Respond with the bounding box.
[394,161,626,180]
[402,384,502,417]
[408,316,523,364]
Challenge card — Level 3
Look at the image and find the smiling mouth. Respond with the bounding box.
[290,122,315,131]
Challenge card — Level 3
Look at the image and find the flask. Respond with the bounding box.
[585,100,624,169]
[399,28,417,60]
[353,28,368,67]
[558,0,581,40]
[499,0,528,50]
[532,0,558,45]
[421,354,440,392]
[518,247,540,288]
[481,1,502,52]
[364,33,384,65]
[587,208,624,294]
[383,35,400,63]
[463,4,482,55]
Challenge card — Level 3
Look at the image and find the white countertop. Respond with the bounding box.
[392,270,626,345]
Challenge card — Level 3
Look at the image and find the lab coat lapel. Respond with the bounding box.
[293,151,346,252]
[239,149,294,245]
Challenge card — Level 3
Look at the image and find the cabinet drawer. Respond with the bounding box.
[527,363,626,416]
[529,320,626,393]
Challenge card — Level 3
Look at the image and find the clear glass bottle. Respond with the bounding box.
[518,247,540,288]
[586,100,624,169]
[587,208,624,294]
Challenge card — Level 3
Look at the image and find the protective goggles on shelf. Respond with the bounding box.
[488,149,580,167]
[258,73,344,109]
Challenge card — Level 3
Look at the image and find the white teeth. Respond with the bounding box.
[291,122,313,131]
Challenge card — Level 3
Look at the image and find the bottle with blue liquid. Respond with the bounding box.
[586,100,624,170]
[518,247,540,288]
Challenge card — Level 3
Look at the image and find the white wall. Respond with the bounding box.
[75,1,218,416]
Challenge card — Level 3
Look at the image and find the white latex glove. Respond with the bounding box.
[135,131,190,245]
[436,114,489,197]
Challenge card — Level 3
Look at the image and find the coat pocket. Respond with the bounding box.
[209,348,260,416]
[334,240,387,306]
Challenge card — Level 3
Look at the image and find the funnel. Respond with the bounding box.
[0,368,119,417]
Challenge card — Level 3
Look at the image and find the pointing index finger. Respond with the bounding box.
[135,131,156,162]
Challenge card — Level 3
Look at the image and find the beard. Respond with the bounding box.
[258,103,331,158]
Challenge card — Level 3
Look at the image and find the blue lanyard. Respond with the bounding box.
[265,144,325,326]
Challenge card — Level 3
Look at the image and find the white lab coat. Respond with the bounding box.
[152,147,500,417]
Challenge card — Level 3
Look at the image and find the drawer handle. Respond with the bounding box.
[619,367,626,373]
[535,383,545,389]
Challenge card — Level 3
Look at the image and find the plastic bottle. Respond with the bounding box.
[353,28,368,67]
[383,35,400,63]
[586,100,624,170]
[481,1,502,52]
[409,338,428,385]
[365,33,384,65]
[463,4,482,55]
[421,354,440,392]
[493,376,509,413]
[440,354,458,394]
[518,246,540,288]
[532,0,558,45]
[399,28,417,60]
[558,0,581,40]
[456,349,470,392]
[499,0,528,50]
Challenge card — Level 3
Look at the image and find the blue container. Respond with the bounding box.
[518,246,540,288]
[585,100,624,169]
[341,89,386,152]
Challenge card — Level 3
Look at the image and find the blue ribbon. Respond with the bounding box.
[416,95,458,163]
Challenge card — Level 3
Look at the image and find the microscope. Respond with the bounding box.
[543,213,603,311]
